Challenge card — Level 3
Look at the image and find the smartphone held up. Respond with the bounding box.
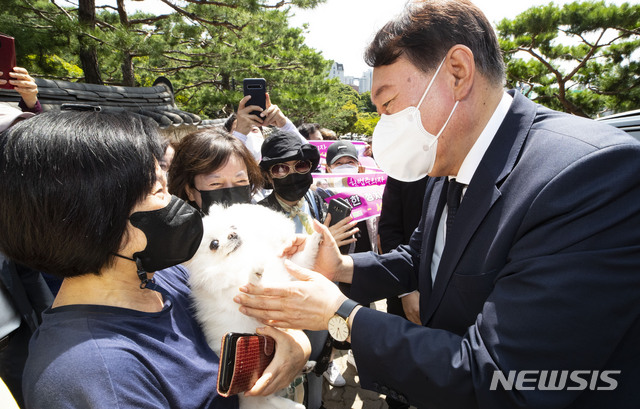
[243,78,266,116]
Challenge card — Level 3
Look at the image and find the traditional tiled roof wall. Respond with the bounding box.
[0,77,201,140]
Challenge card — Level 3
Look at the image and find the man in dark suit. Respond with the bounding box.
[235,1,640,408]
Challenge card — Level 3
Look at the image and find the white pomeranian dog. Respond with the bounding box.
[185,203,322,409]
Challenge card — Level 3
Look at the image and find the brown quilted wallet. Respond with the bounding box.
[216,332,276,397]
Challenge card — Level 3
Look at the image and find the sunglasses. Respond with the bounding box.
[269,160,313,179]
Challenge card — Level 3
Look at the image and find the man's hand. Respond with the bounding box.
[235,260,347,331]
[245,327,311,396]
[311,220,353,281]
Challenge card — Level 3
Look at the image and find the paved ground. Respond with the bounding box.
[321,301,417,409]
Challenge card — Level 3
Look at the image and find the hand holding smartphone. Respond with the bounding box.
[0,34,17,90]
[327,197,351,227]
[327,197,354,254]
[243,78,266,117]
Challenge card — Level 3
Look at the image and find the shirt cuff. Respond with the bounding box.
[18,99,42,114]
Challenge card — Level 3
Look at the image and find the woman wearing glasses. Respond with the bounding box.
[258,130,325,233]
[258,130,359,408]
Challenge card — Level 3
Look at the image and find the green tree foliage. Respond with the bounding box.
[313,80,361,134]
[1,0,355,124]
[498,1,640,117]
[352,112,380,136]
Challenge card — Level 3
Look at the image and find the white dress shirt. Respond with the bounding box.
[430,92,513,284]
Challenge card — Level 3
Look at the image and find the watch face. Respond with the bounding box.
[328,315,349,342]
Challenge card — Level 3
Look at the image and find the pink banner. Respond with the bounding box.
[309,141,387,221]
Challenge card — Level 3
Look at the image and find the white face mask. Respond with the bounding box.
[330,164,359,174]
[372,57,459,182]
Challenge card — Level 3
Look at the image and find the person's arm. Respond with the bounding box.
[235,219,420,328]
[350,144,640,408]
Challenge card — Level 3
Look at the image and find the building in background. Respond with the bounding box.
[329,62,345,84]
[328,62,372,94]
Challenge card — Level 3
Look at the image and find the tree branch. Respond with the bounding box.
[168,0,238,9]
[561,29,605,82]
[176,79,225,93]
[159,0,248,31]
[129,15,173,25]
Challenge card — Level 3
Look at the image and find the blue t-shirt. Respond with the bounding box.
[22,265,238,409]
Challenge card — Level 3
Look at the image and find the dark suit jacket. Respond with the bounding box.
[348,91,640,408]
[379,175,430,254]
[379,175,429,317]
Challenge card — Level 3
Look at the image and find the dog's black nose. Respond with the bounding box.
[228,232,238,240]
[209,240,219,250]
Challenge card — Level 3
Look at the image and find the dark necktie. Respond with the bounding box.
[446,178,464,239]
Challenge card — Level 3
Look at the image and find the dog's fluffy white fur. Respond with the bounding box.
[185,203,321,409]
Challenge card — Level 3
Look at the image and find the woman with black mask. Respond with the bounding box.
[258,130,325,234]
[258,130,358,408]
[168,128,264,214]
[0,111,310,409]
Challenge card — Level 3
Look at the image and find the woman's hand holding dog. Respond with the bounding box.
[244,326,311,397]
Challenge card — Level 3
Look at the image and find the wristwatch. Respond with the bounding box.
[328,299,360,342]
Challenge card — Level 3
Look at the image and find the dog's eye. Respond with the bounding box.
[209,240,219,250]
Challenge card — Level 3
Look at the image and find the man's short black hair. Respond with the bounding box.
[0,110,163,278]
[365,0,505,86]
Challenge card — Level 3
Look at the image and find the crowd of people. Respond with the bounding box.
[2,0,640,408]
[0,63,375,409]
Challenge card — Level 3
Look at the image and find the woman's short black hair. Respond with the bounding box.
[0,110,163,278]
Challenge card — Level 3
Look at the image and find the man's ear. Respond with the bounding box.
[358,165,365,173]
[446,44,475,101]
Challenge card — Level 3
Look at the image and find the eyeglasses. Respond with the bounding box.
[269,160,313,179]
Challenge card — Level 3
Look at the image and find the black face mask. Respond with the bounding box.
[127,195,203,279]
[198,185,252,214]
[272,172,312,202]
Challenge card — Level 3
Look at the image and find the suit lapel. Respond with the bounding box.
[422,91,537,324]
[417,177,447,321]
